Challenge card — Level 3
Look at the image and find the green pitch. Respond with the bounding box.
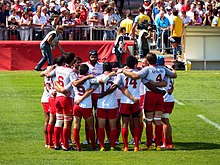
[0,71,220,164]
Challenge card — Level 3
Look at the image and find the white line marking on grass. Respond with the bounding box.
[174,99,185,105]
[197,114,220,130]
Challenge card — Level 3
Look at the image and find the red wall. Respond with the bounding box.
[0,41,133,70]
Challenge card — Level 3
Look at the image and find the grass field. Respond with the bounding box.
[0,70,220,164]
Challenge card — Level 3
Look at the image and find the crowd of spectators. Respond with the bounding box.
[0,0,219,41]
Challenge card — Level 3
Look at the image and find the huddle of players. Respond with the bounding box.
[40,50,177,152]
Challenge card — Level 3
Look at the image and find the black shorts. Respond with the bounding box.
[170,37,181,44]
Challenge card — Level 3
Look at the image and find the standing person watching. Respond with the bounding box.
[112,26,127,68]
[169,8,184,61]
[34,25,66,71]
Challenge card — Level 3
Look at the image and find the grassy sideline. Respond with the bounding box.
[0,71,220,164]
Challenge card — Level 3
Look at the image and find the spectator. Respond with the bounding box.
[32,11,47,40]
[203,10,214,26]
[196,1,205,18]
[186,3,196,20]
[48,2,59,17]
[0,3,9,40]
[131,6,150,38]
[23,0,36,13]
[170,8,184,60]
[212,9,220,27]
[11,0,24,17]
[8,9,21,23]
[120,13,133,40]
[7,16,19,40]
[155,10,170,54]
[175,0,185,11]
[192,11,202,26]
[181,0,191,12]
[165,6,173,23]
[34,0,44,8]
[152,0,161,24]
[112,26,126,68]
[76,3,88,24]
[41,6,50,22]
[62,11,75,40]
[181,10,192,26]
[19,11,32,40]
[103,7,116,40]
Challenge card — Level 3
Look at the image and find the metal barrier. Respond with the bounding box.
[157,29,172,54]
[0,25,118,41]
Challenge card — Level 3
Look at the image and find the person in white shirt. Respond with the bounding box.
[32,11,47,40]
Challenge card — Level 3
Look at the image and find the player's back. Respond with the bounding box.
[73,75,93,108]
[145,65,166,91]
[97,74,117,109]
[54,66,74,97]
[120,69,141,104]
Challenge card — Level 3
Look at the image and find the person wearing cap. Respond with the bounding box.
[34,25,66,71]
[211,9,220,27]
[48,2,59,17]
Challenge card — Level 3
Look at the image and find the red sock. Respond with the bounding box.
[169,136,173,145]
[73,128,80,149]
[44,124,48,145]
[98,128,105,148]
[116,118,121,140]
[164,138,169,146]
[88,129,96,149]
[146,123,153,147]
[63,128,69,149]
[110,129,117,148]
[134,127,141,148]
[139,121,143,142]
[155,125,163,146]
[122,128,128,148]
[47,124,54,146]
[54,126,61,147]
[60,127,63,145]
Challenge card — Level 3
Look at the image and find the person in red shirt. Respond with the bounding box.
[181,0,191,12]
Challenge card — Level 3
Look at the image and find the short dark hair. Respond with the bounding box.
[146,52,157,65]
[79,64,89,75]
[64,52,75,64]
[172,8,179,16]
[126,56,138,69]
[103,62,112,72]
[138,7,145,13]
[73,56,82,64]
[53,55,65,66]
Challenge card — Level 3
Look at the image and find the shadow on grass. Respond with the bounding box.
[173,142,220,150]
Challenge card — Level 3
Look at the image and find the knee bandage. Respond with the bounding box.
[162,113,170,119]
[64,115,72,122]
[154,117,161,121]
